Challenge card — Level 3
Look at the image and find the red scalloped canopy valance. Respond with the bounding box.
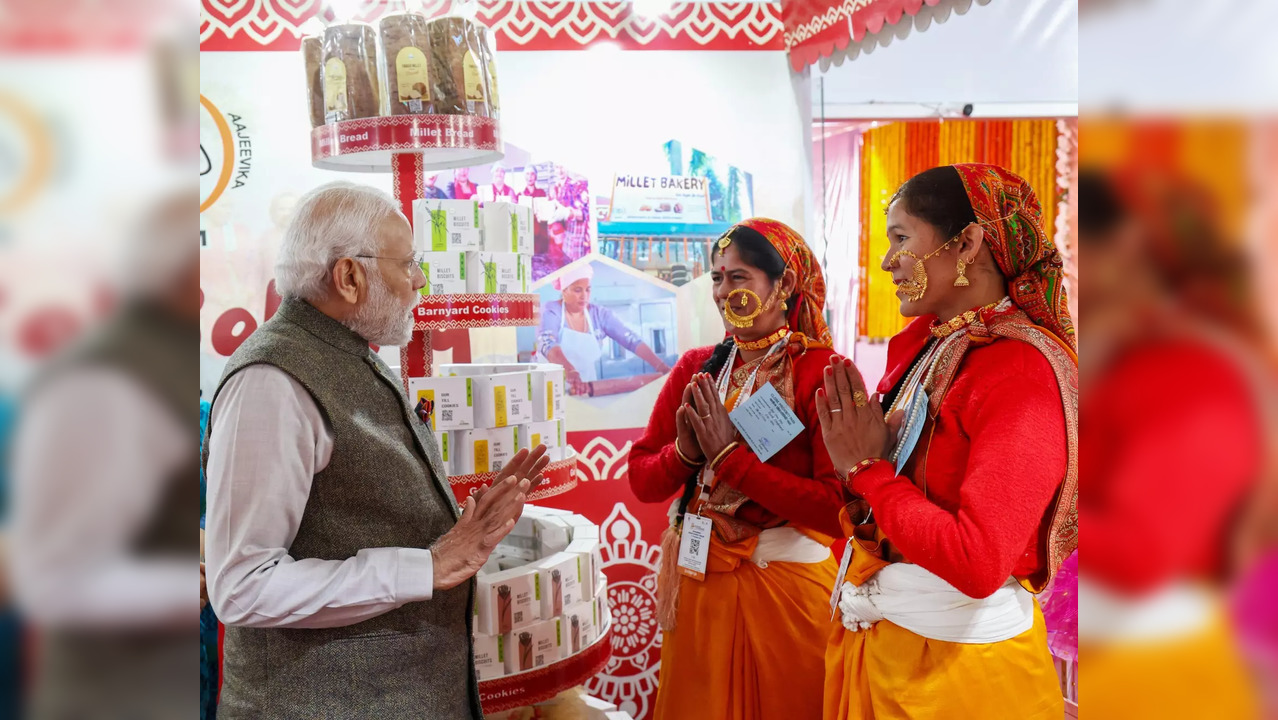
[783,0,945,70]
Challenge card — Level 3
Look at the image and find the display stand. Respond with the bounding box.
[478,621,614,713]
[311,122,606,710]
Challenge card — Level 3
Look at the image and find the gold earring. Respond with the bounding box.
[781,299,788,311]
[954,257,970,287]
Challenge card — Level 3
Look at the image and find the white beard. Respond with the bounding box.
[346,271,415,346]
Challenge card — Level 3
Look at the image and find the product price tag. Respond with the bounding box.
[676,513,713,581]
[728,383,803,462]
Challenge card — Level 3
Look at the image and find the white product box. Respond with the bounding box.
[511,512,537,539]
[526,505,573,517]
[438,362,530,377]
[520,419,563,456]
[413,198,483,251]
[534,514,573,556]
[481,201,534,254]
[498,533,538,563]
[496,555,528,571]
[533,551,585,619]
[408,376,474,431]
[566,538,605,599]
[519,254,533,293]
[477,567,540,636]
[453,426,520,475]
[479,552,502,577]
[466,251,522,294]
[561,600,596,657]
[582,695,618,712]
[473,633,505,681]
[434,431,453,474]
[417,251,468,296]
[595,579,611,631]
[468,371,533,429]
[513,423,532,453]
[529,365,566,422]
[503,617,559,674]
[564,514,600,542]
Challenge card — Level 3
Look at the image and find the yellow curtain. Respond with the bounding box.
[858,119,1063,339]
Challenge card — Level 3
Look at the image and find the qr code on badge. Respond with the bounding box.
[441,409,453,423]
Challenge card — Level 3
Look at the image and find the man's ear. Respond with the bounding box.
[331,258,364,305]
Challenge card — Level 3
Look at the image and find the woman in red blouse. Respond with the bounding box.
[818,165,1077,719]
[628,219,845,720]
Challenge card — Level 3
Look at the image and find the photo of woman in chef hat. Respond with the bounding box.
[534,261,673,396]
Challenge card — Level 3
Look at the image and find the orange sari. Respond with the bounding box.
[657,534,837,720]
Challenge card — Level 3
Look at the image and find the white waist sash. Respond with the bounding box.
[750,527,831,567]
[838,563,1035,644]
[1076,576,1214,642]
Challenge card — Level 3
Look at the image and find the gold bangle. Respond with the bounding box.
[675,438,704,468]
[840,458,884,484]
[707,441,741,472]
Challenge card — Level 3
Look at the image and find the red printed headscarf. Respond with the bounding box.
[952,164,1076,352]
[728,218,832,348]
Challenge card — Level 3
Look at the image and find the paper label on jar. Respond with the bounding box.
[463,50,484,101]
[324,57,348,121]
[488,61,500,109]
[395,46,430,108]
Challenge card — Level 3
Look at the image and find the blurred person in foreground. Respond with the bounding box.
[203,182,549,719]
[817,165,1076,719]
[1076,168,1272,719]
[9,189,200,718]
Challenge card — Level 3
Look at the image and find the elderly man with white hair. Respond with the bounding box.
[203,181,547,719]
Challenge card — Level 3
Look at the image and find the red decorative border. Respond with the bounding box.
[784,0,955,70]
[450,455,580,502]
[200,0,784,52]
[479,623,613,712]
[313,115,502,162]
[414,293,540,331]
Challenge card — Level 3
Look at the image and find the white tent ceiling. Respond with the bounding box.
[811,0,1078,120]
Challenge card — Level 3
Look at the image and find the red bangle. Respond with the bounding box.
[839,458,884,484]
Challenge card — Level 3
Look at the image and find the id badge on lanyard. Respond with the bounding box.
[676,514,714,581]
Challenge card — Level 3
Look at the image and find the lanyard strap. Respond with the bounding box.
[716,332,790,411]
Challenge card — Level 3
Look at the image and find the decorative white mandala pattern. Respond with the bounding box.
[587,501,664,720]
[576,436,633,483]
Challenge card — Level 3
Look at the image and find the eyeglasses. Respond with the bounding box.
[354,252,427,274]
